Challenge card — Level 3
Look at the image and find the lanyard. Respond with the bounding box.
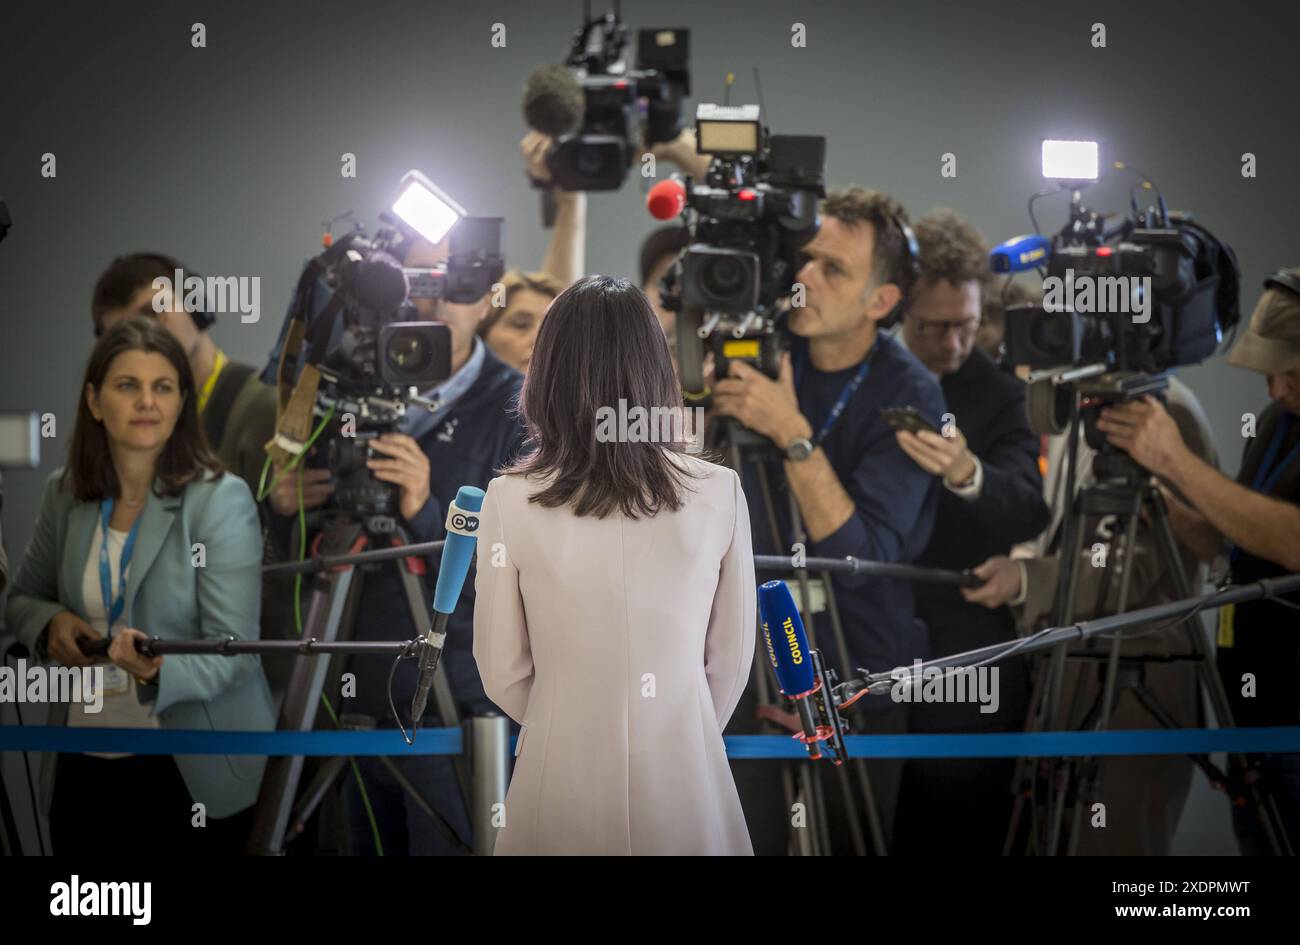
[793,340,876,446]
[197,348,228,415]
[1231,413,1299,565]
[99,498,142,627]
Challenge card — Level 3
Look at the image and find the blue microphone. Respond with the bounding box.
[411,485,485,725]
[758,580,816,697]
[758,580,848,761]
[990,233,1051,273]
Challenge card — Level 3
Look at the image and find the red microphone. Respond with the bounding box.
[646,178,687,220]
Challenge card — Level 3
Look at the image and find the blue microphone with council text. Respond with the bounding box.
[757,580,848,764]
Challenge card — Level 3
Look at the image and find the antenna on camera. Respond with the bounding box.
[753,67,767,124]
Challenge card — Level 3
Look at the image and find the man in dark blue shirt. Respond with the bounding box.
[712,187,946,853]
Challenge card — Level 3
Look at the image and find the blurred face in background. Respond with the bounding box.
[903,277,982,376]
[484,287,556,373]
[403,237,486,366]
[642,252,678,332]
[97,285,203,359]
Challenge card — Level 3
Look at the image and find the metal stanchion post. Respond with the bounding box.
[471,714,510,855]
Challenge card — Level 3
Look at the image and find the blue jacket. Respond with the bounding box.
[5,470,276,819]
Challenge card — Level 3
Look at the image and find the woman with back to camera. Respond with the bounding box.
[5,317,275,855]
[473,275,757,856]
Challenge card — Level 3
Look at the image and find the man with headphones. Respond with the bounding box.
[1092,267,1300,854]
[711,186,946,853]
[91,253,278,494]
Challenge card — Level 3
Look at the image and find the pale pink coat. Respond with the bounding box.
[473,453,756,855]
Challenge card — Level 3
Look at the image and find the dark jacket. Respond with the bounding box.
[911,346,1050,732]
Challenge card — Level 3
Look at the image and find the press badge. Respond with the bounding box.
[101,664,130,697]
[1217,602,1235,649]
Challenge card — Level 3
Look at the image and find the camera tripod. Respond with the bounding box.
[1004,401,1293,856]
[718,420,887,856]
[246,509,471,855]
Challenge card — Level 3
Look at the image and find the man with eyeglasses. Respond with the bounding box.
[889,208,1051,854]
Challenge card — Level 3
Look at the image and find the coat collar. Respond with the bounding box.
[63,478,181,625]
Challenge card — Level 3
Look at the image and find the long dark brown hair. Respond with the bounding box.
[63,316,223,502]
[503,275,707,518]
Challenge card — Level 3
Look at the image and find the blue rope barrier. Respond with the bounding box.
[3,725,1300,757]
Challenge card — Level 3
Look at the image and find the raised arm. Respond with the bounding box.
[521,130,586,287]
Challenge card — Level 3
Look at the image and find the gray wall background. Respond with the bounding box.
[2,0,1297,854]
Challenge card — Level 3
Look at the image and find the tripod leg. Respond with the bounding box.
[1059,488,1146,855]
[746,614,809,855]
[285,755,349,844]
[1041,502,1093,855]
[1145,494,1293,855]
[247,567,358,854]
[785,765,814,855]
[1131,682,1232,795]
[819,581,873,855]
[393,554,473,809]
[785,486,881,855]
[374,755,471,852]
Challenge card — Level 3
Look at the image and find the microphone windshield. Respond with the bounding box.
[990,233,1051,274]
[647,178,687,220]
[523,64,584,138]
[341,251,409,313]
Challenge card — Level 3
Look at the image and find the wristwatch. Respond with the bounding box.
[784,436,815,462]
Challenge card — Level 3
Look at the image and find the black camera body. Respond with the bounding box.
[1004,203,1238,377]
[278,215,504,517]
[547,13,690,192]
[302,217,503,395]
[659,105,824,401]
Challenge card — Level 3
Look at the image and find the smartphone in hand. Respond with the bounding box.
[880,405,940,436]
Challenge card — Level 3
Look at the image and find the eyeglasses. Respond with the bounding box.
[909,314,981,340]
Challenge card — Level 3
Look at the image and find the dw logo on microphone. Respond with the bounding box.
[446,503,480,536]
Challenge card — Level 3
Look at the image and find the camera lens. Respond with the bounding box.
[702,255,746,302]
[575,144,608,179]
[385,329,432,374]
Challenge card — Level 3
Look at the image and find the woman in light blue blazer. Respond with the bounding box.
[6,317,275,854]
